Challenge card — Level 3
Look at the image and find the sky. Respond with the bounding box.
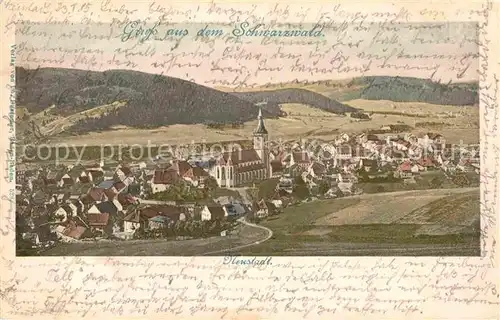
[15,20,479,87]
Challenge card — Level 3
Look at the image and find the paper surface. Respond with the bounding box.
[1,0,499,319]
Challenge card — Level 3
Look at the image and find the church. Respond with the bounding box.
[210,108,270,187]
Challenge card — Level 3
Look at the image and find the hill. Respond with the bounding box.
[221,76,478,106]
[15,67,285,134]
[16,67,359,135]
[229,88,357,114]
[344,76,478,106]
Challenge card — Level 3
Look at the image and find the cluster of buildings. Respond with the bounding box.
[266,130,479,197]
[210,109,480,198]
[15,157,249,246]
[16,109,480,248]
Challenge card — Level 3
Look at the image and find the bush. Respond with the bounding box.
[430,177,443,188]
[350,112,371,120]
[452,174,470,187]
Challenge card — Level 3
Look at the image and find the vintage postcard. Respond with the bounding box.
[1,0,499,319]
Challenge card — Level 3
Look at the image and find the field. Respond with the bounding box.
[31,99,478,147]
[236,188,480,256]
[316,188,478,228]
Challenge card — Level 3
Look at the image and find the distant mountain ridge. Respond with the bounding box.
[15,67,355,134]
[230,88,357,113]
[346,76,478,106]
[16,67,477,137]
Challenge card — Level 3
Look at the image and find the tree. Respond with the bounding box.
[356,168,370,182]
[293,176,310,200]
[453,174,470,187]
[204,177,218,192]
[191,220,202,237]
[350,112,370,120]
[318,180,330,195]
[430,176,443,189]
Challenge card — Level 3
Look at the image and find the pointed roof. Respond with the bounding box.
[254,107,268,135]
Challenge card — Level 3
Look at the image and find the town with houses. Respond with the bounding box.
[16,109,480,254]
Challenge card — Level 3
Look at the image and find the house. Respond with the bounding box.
[336,145,352,160]
[60,169,80,187]
[170,160,193,177]
[392,151,409,162]
[276,177,294,193]
[380,125,392,132]
[401,140,412,151]
[269,160,283,178]
[84,187,108,203]
[183,166,210,187]
[417,156,435,170]
[113,180,127,193]
[151,168,181,193]
[271,188,293,207]
[117,193,138,207]
[59,221,88,241]
[114,166,133,181]
[395,161,413,178]
[359,159,378,172]
[223,204,245,218]
[337,173,352,183]
[104,187,120,201]
[22,232,40,246]
[232,203,248,215]
[66,185,89,201]
[141,205,186,224]
[43,170,65,187]
[86,212,111,234]
[98,179,115,189]
[255,199,277,219]
[215,196,234,206]
[289,152,311,168]
[338,133,350,143]
[123,210,148,233]
[201,205,226,221]
[402,133,416,143]
[408,145,423,158]
[54,202,78,219]
[148,215,172,230]
[87,199,123,216]
[418,132,444,146]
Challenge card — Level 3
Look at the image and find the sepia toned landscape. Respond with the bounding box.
[15,67,481,257]
[12,16,482,257]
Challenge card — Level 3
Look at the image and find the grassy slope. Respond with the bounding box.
[238,188,480,255]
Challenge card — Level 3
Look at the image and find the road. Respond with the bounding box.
[202,217,273,256]
[138,199,177,205]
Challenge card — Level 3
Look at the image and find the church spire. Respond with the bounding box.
[254,107,268,135]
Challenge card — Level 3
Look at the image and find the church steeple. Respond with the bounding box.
[252,107,270,179]
[254,107,268,135]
